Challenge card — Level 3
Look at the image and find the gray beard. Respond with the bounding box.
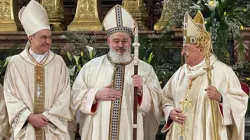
[108,48,132,63]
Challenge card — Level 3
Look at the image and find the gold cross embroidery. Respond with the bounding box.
[178,79,194,140]
[180,79,193,112]
[179,96,193,112]
[36,84,41,98]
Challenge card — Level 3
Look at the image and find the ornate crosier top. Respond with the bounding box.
[196,30,213,85]
[132,20,140,65]
[196,27,218,140]
[196,30,212,56]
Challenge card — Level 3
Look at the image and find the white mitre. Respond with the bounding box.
[102,5,134,35]
[18,0,50,36]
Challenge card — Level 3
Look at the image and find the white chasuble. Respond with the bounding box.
[0,84,10,139]
[4,46,72,140]
[72,55,163,140]
[162,55,248,140]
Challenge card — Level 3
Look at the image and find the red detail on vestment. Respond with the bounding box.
[241,82,249,95]
[219,104,223,116]
[138,95,142,105]
[165,119,173,129]
[91,103,98,112]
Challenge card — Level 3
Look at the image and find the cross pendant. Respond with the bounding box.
[180,96,193,112]
[36,84,41,98]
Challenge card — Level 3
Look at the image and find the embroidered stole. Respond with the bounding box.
[109,64,125,140]
[28,51,48,140]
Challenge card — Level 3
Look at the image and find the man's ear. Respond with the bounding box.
[107,37,111,45]
[28,36,33,42]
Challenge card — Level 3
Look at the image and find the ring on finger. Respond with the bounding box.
[175,116,179,120]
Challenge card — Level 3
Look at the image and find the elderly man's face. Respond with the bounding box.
[107,32,132,63]
[107,32,131,55]
[29,29,51,55]
[181,43,204,66]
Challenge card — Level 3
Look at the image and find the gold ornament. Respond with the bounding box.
[41,0,64,31]
[67,0,102,31]
[0,0,17,31]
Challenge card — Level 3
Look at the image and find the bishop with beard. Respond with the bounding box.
[71,5,163,140]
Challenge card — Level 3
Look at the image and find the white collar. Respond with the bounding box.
[29,48,48,63]
[184,54,218,80]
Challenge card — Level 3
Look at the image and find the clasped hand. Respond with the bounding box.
[205,86,222,102]
[169,108,187,125]
[28,113,48,128]
[95,75,143,101]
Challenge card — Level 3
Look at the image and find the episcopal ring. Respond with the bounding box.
[175,116,179,120]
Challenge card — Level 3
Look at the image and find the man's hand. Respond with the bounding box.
[95,84,122,101]
[205,86,222,102]
[131,75,143,92]
[27,114,48,128]
[169,108,186,125]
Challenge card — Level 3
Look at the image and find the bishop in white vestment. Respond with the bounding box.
[4,0,72,139]
[71,5,163,140]
[161,11,248,140]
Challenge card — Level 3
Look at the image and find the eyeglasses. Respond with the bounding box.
[182,45,198,52]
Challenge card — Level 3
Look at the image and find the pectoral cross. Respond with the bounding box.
[179,96,193,112]
[178,96,193,140]
[178,79,193,140]
[36,84,41,98]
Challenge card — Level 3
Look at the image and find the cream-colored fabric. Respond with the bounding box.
[4,44,72,140]
[18,0,50,36]
[161,55,248,140]
[102,5,134,35]
[0,84,10,139]
[71,55,162,140]
[143,109,160,140]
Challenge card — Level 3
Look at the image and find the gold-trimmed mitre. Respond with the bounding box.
[183,11,205,44]
[184,11,212,55]
[18,0,50,36]
[102,5,134,35]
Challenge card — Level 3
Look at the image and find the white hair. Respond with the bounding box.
[108,47,132,63]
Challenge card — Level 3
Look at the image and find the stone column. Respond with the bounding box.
[0,0,17,31]
[41,0,64,31]
[67,0,102,31]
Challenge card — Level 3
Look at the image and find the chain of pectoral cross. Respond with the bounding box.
[36,83,41,98]
[178,79,194,140]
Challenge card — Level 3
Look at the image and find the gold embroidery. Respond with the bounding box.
[34,64,45,140]
[178,79,194,140]
[27,50,49,140]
